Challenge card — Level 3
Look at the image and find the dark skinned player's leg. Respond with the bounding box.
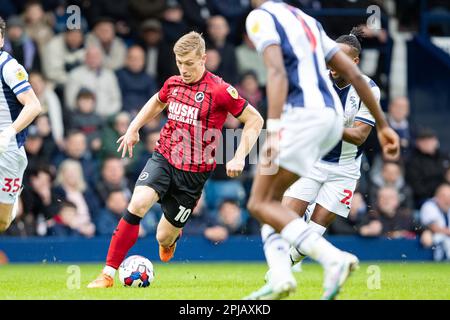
[247,165,352,299]
[282,196,310,220]
[281,196,310,264]
[288,203,338,265]
[247,166,300,231]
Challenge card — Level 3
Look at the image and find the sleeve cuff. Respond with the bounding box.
[259,40,281,54]
[355,117,375,127]
[325,46,340,62]
[234,101,249,118]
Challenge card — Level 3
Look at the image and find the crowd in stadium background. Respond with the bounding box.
[0,0,449,259]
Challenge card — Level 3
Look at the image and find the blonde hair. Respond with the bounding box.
[173,31,205,57]
[55,159,87,192]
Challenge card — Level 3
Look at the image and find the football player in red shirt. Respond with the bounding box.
[88,32,264,288]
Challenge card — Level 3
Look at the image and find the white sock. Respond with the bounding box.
[290,220,328,264]
[261,224,295,286]
[103,265,116,277]
[281,218,341,267]
[11,197,19,221]
[308,220,327,236]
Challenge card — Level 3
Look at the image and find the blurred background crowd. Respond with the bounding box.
[0,0,449,260]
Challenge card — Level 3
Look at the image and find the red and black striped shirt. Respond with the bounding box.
[156,71,248,172]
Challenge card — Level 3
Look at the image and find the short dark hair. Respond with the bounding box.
[0,16,6,38]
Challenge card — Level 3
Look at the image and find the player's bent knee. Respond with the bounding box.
[0,219,11,233]
[0,206,13,233]
[129,188,158,217]
[247,197,263,216]
[156,229,176,247]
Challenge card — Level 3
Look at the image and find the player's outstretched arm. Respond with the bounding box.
[226,105,264,178]
[117,93,166,158]
[328,51,400,159]
[0,89,42,154]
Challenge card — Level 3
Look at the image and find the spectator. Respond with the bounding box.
[42,29,85,87]
[53,131,98,189]
[116,45,157,115]
[179,0,214,33]
[96,189,159,237]
[128,0,166,25]
[387,97,413,156]
[203,199,259,243]
[96,157,132,205]
[405,128,450,208]
[161,0,189,45]
[183,192,213,236]
[208,0,251,43]
[3,15,41,71]
[70,88,104,152]
[235,71,264,113]
[53,160,98,237]
[34,114,58,163]
[139,19,177,87]
[24,125,47,174]
[99,112,144,169]
[0,0,18,20]
[65,45,122,117]
[21,166,60,221]
[22,1,54,54]
[236,32,267,86]
[216,199,259,236]
[205,48,221,74]
[89,0,132,40]
[420,184,450,261]
[86,17,127,71]
[52,1,89,34]
[359,187,418,238]
[206,15,238,84]
[47,201,86,237]
[328,192,367,235]
[95,190,128,236]
[29,72,64,149]
[369,161,414,210]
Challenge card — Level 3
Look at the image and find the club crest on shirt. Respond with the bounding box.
[250,21,260,35]
[15,68,26,81]
[226,86,238,99]
[195,92,204,103]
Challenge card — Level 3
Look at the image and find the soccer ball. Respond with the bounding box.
[118,255,155,288]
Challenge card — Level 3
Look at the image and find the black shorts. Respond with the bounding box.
[135,152,211,228]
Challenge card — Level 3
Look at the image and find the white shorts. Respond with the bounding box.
[277,107,344,177]
[284,162,358,218]
[0,147,27,204]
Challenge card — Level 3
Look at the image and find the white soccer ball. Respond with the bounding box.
[118,255,155,288]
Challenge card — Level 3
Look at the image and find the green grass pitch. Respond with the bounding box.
[0,262,449,300]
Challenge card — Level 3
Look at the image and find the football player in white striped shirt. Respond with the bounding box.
[283,27,379,267]
[244,0,399,300]
[0,17,41,233]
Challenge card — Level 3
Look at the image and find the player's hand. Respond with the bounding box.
[0,126,16,155]
[226,156,245,178]
[117,130,140,158]
[377,127,400,161]
[260,131,280,170]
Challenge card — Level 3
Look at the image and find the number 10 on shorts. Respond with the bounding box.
[174,205,192,223]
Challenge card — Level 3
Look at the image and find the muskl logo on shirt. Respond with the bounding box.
[168,102,200,126]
